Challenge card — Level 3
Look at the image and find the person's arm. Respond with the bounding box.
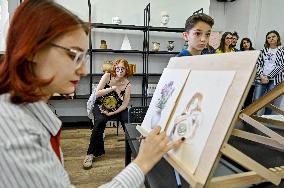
[267,47,284,79]
[0,116,73,188]
[99,126,184,188]
[98,163,144,188]
[96,73,117,98]
[256,49,265,78]
[105,83,131,116]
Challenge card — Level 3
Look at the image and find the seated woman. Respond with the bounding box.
[83,58,132,169]
[216,32,235,53]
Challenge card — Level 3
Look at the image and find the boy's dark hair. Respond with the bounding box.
[232,31,239,39]
[185,13,214,32]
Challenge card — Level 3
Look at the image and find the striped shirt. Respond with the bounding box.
[0,93,144,188]
[256,46,284,85]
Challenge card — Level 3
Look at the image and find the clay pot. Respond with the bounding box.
[101,61,113,73]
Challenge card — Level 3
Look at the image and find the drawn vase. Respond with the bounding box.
[151,108,162,129]
[167,41,174,51]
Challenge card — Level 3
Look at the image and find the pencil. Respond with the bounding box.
[117,136,146,142]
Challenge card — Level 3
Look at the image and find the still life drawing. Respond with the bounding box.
[170,92,203,141]
[139,68,190,133]
[166,70,235,174]
[151,81,175,129]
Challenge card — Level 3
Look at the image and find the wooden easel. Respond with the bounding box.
[210,82,284,188]
[162,51,284,187]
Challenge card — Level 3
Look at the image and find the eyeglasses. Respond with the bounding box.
[115,66,126,72]
[50,43,89,69]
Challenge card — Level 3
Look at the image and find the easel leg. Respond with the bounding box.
[221,143,281,185]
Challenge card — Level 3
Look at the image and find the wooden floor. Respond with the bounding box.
[61,127,125,188]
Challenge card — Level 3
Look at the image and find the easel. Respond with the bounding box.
[211,82,284,188]
[162,51,284,187]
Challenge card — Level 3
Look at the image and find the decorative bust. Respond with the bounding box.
[160,11,169,27]
[112,17,121,24]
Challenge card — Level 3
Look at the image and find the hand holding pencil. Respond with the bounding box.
[132,126,185,175]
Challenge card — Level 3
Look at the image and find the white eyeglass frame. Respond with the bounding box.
[50,43,89,69]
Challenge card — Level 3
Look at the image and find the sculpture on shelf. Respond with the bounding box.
[112,16,121,24]
[160,11,169,27]
[167,41,175,51]
[128,64,136,75]
[152,41,160,51]
[120,34,132,50]
[101,60,113,73]
[100,40,107,49]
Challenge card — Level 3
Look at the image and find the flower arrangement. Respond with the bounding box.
[155,81,175,110]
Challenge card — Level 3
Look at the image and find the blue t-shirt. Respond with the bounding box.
[176,48,215,57]
[176,49,192,57]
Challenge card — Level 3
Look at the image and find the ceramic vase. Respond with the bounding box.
[167,41,174,51]
[101,61,113,73]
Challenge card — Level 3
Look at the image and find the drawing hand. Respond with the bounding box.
[133,126,185,175]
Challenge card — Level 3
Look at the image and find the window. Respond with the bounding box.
[0,0,9,52]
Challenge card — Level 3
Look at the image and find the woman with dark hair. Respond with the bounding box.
[240,37,255,51]
[0,1,183,187]
[83,58,132,169]
[239,37,256,108]
[253,30,284,114]
[216,32,235,53]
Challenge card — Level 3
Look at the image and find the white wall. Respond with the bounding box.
[55,0,210,27]
[0,0,10,53]
[252,0,284,49]
[209,0,226,32]
[210,0,284,50]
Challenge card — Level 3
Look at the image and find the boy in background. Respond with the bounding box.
[176,13,215,57]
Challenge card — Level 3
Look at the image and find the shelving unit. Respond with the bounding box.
[142,3,183,105]
[88,3,183,106]
[48,2,185,123]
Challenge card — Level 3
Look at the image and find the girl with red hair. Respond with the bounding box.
[83,58,132,168]
[0,1,183,187]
